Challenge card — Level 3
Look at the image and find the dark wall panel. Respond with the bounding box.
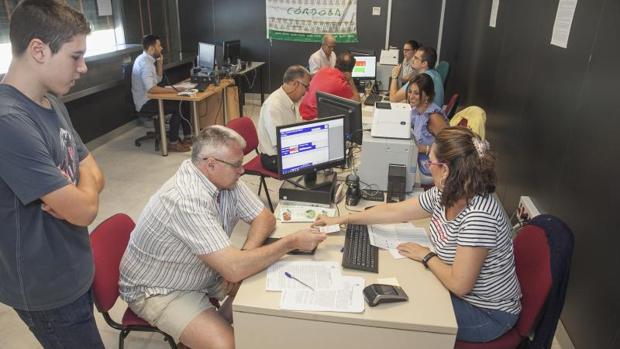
[443,0,620,347]
[178,0,442,93]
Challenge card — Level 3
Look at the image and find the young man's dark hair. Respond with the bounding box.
[9,0,91,56]
[417,46,438,69]
[142,34,160,51]
[334,50,356,73]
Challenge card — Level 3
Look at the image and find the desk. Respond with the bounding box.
[229,61,265,115]
[233,202,457,349]
[147,79,233,156]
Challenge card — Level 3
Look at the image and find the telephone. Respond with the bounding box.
[363,284,409,307]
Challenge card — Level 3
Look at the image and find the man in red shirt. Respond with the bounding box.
[300,51,361,120]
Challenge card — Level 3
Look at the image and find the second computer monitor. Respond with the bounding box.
[276,115,345,185]
[352,55,376,79]
[223,40,241,64]
[198,42,216,71]
[316,91,363,145]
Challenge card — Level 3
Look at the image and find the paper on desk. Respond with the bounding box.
[280,276,365,313]
[266,261,341,291]
[388,248,407,259]
[368,222,431,250]
[173,81,197,90]
[319,224,341,234]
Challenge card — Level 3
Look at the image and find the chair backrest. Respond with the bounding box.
[444,93,460,120]
[436,61,450,84]
[90,213,136,313]
[227,116,259,155]
[512,225,552,337]
[449,106,487,140]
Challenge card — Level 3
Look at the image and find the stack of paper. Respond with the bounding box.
[266,261,365,313]
[368,222,432,259]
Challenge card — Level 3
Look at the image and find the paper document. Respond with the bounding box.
[368,223,431,250]
[319,224,341,234]
[173,81,197,90]
[266,261,341,291]
[278,205,336,223]
[280,276,365,313]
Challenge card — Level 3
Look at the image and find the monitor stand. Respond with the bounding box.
[279,172,337,206]
[287,171,334,191]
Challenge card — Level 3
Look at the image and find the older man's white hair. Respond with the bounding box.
[191,125,246,164]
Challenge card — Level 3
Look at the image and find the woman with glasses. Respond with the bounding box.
[406,74,448,183]
[314,127,522,343]
[398,40,421,86]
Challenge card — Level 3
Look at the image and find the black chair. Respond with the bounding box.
[124,61,162,151]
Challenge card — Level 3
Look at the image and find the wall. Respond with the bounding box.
[443,0,620,347]
[178,0,442,93]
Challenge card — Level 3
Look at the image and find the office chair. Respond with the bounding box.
[436,61,450,85]
[90,213,177,349]
[455,215,574,349]
[226,116,279,211]
[443,93,460,120]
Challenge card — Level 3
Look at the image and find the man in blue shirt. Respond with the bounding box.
[132,34,192,152]
[0,1,105,347]
[389,46,444,107]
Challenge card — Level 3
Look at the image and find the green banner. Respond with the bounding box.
[266,0,358,43]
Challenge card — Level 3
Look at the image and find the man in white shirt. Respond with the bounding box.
[132,34,192,152]
[257,65,311,172]
[120,125,326,349]
[308,34,337,74]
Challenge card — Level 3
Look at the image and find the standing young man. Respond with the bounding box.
[0,1,105,347]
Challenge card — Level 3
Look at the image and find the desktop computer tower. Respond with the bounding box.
[387,164,406,203]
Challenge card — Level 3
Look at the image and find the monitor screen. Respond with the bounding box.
[198,42,215,70]
[316,91,363,145]
[276,115,345,179]
[223,40,241,63]
[352,56,376,79]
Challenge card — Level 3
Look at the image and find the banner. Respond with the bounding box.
[266,0,358,43]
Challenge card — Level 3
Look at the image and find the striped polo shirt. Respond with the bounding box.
[119,159,264,304]
[419,187,522,314]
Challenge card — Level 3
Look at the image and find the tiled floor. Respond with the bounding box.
[0,99,565,348]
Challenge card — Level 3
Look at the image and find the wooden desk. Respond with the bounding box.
[147,79,233,156]
[233,202,457,349]
[229,61,265,115]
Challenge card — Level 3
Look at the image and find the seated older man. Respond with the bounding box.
[120,126,326,349]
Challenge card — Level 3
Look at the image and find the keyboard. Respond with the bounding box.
[342,224,379,273]
[364,93,384,106]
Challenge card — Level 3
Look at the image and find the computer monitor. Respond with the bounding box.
[223,40,241,64]
[351,55,376,79]
[276,115,345,189]
[316,91,363,145]
[198,42,215,71]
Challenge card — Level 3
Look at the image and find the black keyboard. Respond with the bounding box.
[364,93,384,106]
[342,224,379,273]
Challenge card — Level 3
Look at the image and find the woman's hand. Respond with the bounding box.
[312,214,343,228]
[397,242,431,262]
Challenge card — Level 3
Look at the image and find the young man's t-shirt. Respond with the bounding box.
[299,67,354,120]
[0,84,93,311]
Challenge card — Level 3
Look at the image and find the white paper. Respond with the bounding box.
[266,261,341,291]
[551,0,578,48]
[379,49,399,65]
[377,277,400,286]
[173,81,197,90]
[96,0,113,16]
[319,224,341,234]
[368,222,431,250]
[278,205,337,223]
[388,248,407,259]
[280,276,365,313]
[489,0,500,28]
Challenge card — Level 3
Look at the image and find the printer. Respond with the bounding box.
[371,102,411,139]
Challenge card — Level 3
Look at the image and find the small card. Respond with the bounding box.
[319,225,341,234]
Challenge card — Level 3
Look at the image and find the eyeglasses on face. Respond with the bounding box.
[424,159,446,168]
[203,157,244,169]
[296,80,309,89]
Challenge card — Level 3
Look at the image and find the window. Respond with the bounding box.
[1,0,120,73]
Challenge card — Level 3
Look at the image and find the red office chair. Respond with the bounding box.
[444,93,460,120]
[227,116,279,211]
[455,225,553,349]
[90,213,177,349]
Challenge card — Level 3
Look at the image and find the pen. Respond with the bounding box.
[284,272,315,291]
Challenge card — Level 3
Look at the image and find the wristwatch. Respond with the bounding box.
[422,252,437,269]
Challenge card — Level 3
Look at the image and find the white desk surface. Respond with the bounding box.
[233,200,457,348]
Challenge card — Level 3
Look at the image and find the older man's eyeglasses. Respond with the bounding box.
[203,157,244,169]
